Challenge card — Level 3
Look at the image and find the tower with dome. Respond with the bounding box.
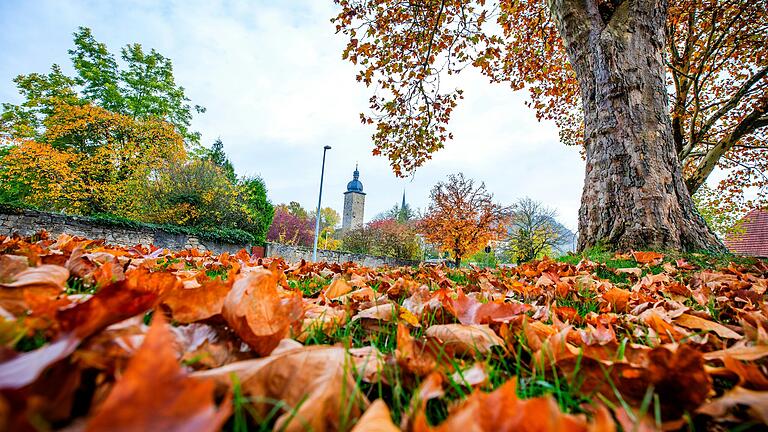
[342,165,366,231]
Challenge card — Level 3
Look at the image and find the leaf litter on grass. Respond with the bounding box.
[0,232,767,430]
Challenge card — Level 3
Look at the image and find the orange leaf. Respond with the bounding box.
[222,268,303,356]
[86,314,230,431]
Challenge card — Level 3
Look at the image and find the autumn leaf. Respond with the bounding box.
[0,335,80,389]
[0,254,28,283]
[86,314,230,432]
[397,323,440,376]
[351,399,399,432]
[413,379,589,432]
[697,386,768,424]
[0,264,69,314]
[222,268,303,356]
[674,313,742,339]
[162,273,234,323]
[448,289,530,325]
[631,251,664,265]
[195,345,368,432]
[323,276,353,300]
[425,324,504,356]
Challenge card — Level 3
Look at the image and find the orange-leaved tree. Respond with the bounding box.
[420,173,509,267]
[333,0,767,251]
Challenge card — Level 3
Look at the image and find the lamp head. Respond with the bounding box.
[324,145,332,150]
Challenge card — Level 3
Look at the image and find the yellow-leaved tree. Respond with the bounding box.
[1,102,185,215]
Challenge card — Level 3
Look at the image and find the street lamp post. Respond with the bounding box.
[313,145,332,262]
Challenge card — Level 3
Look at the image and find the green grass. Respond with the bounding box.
[287,277,329,297]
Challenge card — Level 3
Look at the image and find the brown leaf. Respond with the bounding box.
[0,336,80,389]
[0,264,69,315]
[631,251,663,265]
[697,386,768,424]
[222,268,303,356]
[674,313,742,339]
[0,255,28,283]
[57,274,166,339]
[602,287,631,312]
[722,355,768,390]
[0,264,69,290]
[425,324,504,356]
[162,274,233,323]
[449,289,530,325]
[703,345,768,361]
[86,314,230,432]
[397,323,439,376]
[195,345,368,432]
[324,277,353,300]
[413,379,588,432]
[351,399,399,432]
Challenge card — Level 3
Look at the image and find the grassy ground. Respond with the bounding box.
[2,235,767,431]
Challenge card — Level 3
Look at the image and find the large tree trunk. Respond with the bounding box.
[549,0,725,252]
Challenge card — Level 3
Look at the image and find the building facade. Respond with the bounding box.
[342,165,365,231]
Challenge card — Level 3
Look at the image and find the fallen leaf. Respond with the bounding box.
[162,275,233,323]
[632,251,663,265]
[0,336,80,389]
[0,255,28,283]
[703,345,768,361]
[222,268,303,356]
[450,362,488,388]
[397,323,440,376]
[0,264,69,290]
[324,277,353,300]
[674,313,742,339]
[351,399,399,432]
[413,379,588,431]
[195,345,368,432]
[86,314,230,431]
[697,386,768,424]
[425,324,504,356]
[449,289,530,325]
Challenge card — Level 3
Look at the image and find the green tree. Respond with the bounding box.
[0,64,80,138]
[1,26,204,146]
[68,27,123,112]
[375,203,418,223]
[120,42,204,144]
[238,176,275,244]
[310,207,341,231]
[205,138,236,183]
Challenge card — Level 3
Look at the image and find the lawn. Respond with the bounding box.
[1,233,767,431]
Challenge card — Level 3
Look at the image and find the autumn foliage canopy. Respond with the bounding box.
[333,0,767,218]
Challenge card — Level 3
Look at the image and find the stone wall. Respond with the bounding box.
[0,207,421,267]
[265,242,419,267]
[0,208,251,254]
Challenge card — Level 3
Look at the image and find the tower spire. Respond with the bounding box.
[401,189,406,210]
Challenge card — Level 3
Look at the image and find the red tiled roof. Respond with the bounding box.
[725,209,768,257]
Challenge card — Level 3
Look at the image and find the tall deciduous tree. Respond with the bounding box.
[1,26,204,145]
[333,0,765,252]
[420,173,509,266]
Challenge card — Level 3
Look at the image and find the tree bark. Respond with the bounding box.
[549,0,725,252]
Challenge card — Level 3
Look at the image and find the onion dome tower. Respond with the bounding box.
[342,164,366,231]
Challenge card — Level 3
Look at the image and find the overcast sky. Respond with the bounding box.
[0,0,585,231]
